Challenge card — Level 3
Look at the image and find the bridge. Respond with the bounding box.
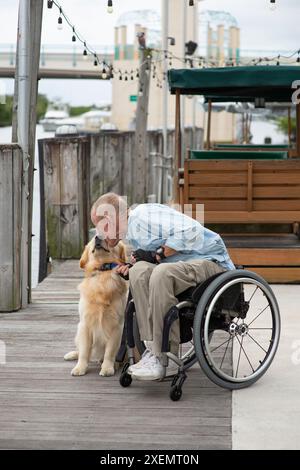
[0,43,114,79]
[1,43,297,80]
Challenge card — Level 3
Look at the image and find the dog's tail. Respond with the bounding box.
[64,350,78,361]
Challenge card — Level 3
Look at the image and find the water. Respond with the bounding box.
[0,125,54,288]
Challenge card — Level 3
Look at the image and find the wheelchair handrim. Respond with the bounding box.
[203,277,280,383]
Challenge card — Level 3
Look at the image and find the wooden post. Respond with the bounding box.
[206,99,212,150]
[173,89,181,202]
[40,137,90,260]
[134,44,151,203]
[288,107,292,148]
[0,145,22,312]
[297,103,300,157]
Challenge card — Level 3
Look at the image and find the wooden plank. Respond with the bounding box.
[189,173,247,185]
[253,186,300,198]
[188,160,248,171]
[246,267,300,283]
[0,145,22,311]
[191,200,247,211]
[229,248,300,266]
[254,173,300,185]
[189,186,247,199]
[199,211,300,223]
[253,159,300,170]
[253,200,300,211]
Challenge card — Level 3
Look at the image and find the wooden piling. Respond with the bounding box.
[0,145,22,312]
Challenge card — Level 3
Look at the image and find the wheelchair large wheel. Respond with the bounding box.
[193,269,281,390]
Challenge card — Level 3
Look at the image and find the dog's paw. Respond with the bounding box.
[64,351,78,361]
[71,365,87,376]
[99,366,115,377]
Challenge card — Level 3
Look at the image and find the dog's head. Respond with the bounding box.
[79,235,126,272]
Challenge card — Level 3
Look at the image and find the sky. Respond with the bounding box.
[0,0,299,106]
[0,0,298,50]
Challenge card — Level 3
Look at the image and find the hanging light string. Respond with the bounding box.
[47,0,300,83]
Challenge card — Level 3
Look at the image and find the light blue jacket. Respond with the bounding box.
[125,204,235,270]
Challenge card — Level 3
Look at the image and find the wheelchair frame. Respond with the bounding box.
[119,268,281,401]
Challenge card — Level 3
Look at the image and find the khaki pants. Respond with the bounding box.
[129,259,225,356]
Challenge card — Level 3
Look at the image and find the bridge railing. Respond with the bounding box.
[0,43,114,69]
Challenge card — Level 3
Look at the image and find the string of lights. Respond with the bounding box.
[47,0,298,88]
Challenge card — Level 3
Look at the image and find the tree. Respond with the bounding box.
[273,116,296,142]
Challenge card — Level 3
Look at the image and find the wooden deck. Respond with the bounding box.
[0,260,231,450]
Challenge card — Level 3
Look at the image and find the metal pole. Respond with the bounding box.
[296,103,300,157]
[192,0,198,148]
[181,0,187,165]
[173,89,181,202]
[287,106,292,147]
[206,100,212,150]
[17,0,31,308]
[162,0,169,202]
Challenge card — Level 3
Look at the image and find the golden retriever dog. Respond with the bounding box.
[64,235,128,377]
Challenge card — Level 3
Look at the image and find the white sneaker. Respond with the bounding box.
[131,355,164,381]
[127,349,153,375]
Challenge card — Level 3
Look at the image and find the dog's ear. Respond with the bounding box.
[119,242,127,263]
[79,245,89,269]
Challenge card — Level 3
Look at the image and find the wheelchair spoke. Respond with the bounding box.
[235,335,255,373]
[247,285,259,303]
[249,327,272,330]
[210,336,232,353]
[235,335,244,378]
[219,333,231,369]
[247,304,270,327]
[247,332,268,354]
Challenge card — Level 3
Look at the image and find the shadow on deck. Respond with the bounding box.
[0,260,231,450]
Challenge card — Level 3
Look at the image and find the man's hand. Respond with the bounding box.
[155,245,177,262]
[116,263,131,280]
[131,249,157,264]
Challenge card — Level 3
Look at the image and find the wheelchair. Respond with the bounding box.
[118,267,281,401]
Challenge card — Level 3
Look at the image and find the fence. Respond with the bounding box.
[38,127,203,273]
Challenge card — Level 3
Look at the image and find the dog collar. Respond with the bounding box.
[98,262,119,271]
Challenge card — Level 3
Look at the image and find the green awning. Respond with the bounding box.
[189,150,288,160]
[168,66,300,102]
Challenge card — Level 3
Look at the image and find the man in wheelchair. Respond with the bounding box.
[91,192,235,382]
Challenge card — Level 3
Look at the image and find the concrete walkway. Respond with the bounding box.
[233,284,300,450]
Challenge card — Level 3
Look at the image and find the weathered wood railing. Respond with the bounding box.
[38,128,203,268]
[0,144,22,312]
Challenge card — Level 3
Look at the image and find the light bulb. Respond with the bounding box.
[269,0,277,11]
[57,17,63,30]
[107,0,113,13]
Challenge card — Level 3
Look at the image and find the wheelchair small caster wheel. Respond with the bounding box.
[120,372,132,388]
[170,385,182,401]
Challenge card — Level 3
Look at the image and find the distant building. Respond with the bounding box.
[111,2,238,144]
[199,10,240,66]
